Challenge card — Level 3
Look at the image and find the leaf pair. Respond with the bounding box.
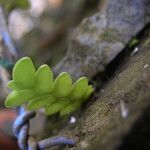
[5,57,94,116]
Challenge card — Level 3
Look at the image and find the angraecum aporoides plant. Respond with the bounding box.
[5,57,94,116]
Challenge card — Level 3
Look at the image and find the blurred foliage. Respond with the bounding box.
[0,0,29,12]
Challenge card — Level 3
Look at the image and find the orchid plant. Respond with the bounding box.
[5,57,94,116]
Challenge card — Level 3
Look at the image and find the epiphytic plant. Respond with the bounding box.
[5,57,94,116]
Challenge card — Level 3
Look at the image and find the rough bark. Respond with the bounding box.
[47,0,150,149]
[57,31,150,150]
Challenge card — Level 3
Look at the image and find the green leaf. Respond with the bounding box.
[83,85,94,100]
[5,89,36,108]
[45,100,69,115]
[53,72,72,97]
[35,65,54,94]
[27,95,55,110]
[12,57,36,89]
[60,101,81,116]
[70,77,88,100]
[7,80,20,91]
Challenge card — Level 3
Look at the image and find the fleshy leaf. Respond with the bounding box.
[5,90,36,108]
[45,100,69,115]
[60,101,81,116]
[53,72,72,97]
[70,77,88,100]
[7,80,20,91]
[12,57,36,89]
[83,85,94,100]
[35,65,53,94]
[27,95,55,110]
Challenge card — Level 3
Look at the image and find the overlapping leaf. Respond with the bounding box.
[35,65,53,94]
[11,57,36,89]
[5,57,94,116]
[53,72,72,97]
[70,77,88,100]
[27,95,55,110]
[5,89,36,107]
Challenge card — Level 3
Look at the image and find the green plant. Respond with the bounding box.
[129,38,139,48]
[5,57,94,116]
